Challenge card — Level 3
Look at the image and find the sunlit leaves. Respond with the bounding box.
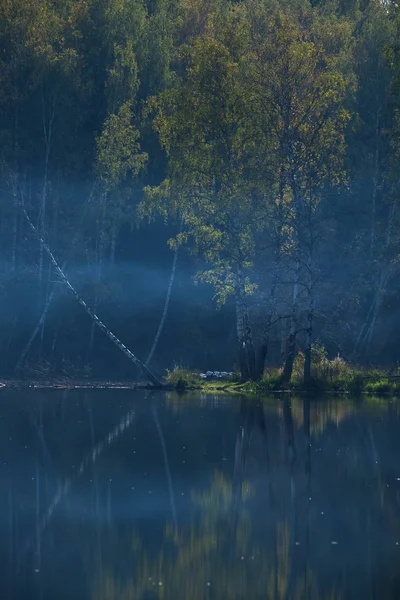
[143,8,263,302]
[244,4,354,208]
[96,102,147,190]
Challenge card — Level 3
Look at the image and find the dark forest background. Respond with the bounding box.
[1,0,400,381]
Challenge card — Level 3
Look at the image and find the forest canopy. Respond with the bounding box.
[1,0,400,382]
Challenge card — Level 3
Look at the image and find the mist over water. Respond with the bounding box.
[0,255,235,378]
[1,390,400,599]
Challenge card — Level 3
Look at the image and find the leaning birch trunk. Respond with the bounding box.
[18,405,138,567]
[16,183,97,372]
[22,207,162,386]
[146,241,179,366]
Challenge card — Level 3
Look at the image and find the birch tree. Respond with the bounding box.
[244,2,353,383]
[143,9,265,381]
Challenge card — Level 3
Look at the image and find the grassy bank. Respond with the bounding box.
[165,351,400,396]
[241,369,400,396]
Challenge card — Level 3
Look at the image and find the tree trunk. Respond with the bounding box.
[51,321,60,354]
[303,253,314,385]
[370,81,381,259]
[15,268,63,372]
[22,206,161,386]
[152,403,178,529]
[354,205,395,359]
[303,397,311,599]
[282,179,302,385]
[110,222,116,264]
[281,264,299,385]
[232,399,250,528]
[12,190,18,272]
[282,322,297,385]
[15,190,95,372]
[255,339,268,382]
[235,266,256,382]
[146,240,179,366]
[280,317,288,366]
[255,261,280,380]
[303,330,312,384]
[88,192,107,360]
[39,93,55,288]
[362,270,389,358]
[20,406,137,562]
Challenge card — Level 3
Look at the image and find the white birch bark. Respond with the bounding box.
[88,192,107,357]
[18,407,137,567]
[39,94,55,287]
[152,404,178,529]
[15,261,66,372]
[22,207,161,385]
[355,205,396,357]
[146,242,179,366]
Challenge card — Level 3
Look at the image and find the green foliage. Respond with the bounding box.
[243,369,283,393]
[0,0,400,379]
[96,102,147,190]
[165,365,201,389]
[141,5,264,302]
[290,344,394,394]
[240,343,399,396]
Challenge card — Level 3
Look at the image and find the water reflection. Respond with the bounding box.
[0,391,400,599]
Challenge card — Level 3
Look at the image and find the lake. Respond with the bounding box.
[1,389,399,599]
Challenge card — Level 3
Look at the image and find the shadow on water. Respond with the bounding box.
[1,390,400,599]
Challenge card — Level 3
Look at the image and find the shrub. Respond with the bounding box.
[165,365,201,389]
[260,369,283,390]
[292,351,305,384]
[365,379,392,394]
[289,342,393,394]
[347,372,365,395]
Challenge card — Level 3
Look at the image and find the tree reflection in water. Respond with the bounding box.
[3,390,398,599]
[92,398,350,600]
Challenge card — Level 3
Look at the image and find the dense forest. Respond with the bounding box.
[1,0,400,383]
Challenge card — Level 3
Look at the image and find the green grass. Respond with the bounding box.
[241,364,400,396]
[164,366,241,392]
[165,365,202,390]
[164,355,400,397]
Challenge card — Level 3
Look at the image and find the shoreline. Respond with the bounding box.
[0,379,397,398]
[0,379,169,390]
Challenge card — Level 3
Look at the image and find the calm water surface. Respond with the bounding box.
[1,389,400,599]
